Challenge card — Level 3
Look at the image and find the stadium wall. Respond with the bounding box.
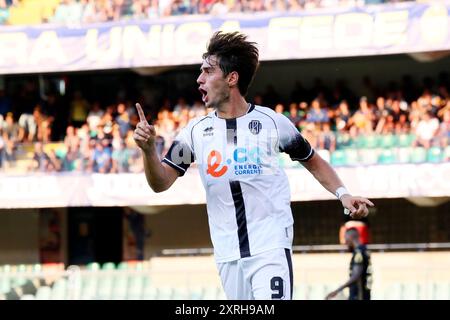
[0,209,40,264]
[141,198,450,258]
[147,251,450,299]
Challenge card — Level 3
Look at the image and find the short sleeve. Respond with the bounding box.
[275,113,314,162]
[162,124,195,177]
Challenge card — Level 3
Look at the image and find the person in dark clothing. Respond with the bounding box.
[326,228,372,300]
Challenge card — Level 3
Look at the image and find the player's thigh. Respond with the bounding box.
[217,260,251,300]
[250,249,293,300]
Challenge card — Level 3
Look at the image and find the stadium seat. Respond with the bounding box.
[343,149,359,166]
[359,149,379,165]
[35,286,52,300]
[142,285,158,300]
[330,150,347,166]
[293,284,307,300]
[397,133,415,148]
[410,147,427,164]
[336,133,355,150]
[402,282,422,300]
[55,147,67,159]
[188,286,204,300]
[378,149,397,164]
[50,278,67,300]
[117,262,129,270]
[396,147,412,164]
[111,273,128,300]
[203,286,220,300]
[307,284,327,300]
[379,134,397,149]
[157,286,174,300]
[96,273,113,300]
[371,288,383,300]
[86,262,100,271]
[172,286,190,300]
[0,275,11,295]
[0,7,9,25]
[384,283,402,300]
[11,273,27,288]
[32,264,42,273]
[80,274,98,300]
[127,274,145,300]
[431,282,450,300]
[356,135,379,149]
[426,147,443,163]
[102,262,116,271]
[443,146,450,161]
[216,289,227,300]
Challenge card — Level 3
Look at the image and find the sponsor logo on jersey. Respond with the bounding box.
[206,147,263,177]
[206,150,228,177]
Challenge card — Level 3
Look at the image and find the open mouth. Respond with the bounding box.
[199,88,208,103]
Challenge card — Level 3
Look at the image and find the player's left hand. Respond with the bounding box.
[340,195,374,219]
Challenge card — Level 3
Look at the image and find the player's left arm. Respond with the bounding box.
[325,264,363,300]
[301,152,374,219]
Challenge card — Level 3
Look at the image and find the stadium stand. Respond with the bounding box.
[0,0,416,25]
[0,74,449,174]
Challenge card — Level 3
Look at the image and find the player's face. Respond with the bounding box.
[197,55,230,109]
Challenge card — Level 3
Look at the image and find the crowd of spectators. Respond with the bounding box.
[0,0,415,26]
[0,74,449,173]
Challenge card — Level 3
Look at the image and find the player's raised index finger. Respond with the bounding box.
[135,103,148,123]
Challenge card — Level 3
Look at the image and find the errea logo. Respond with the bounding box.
[203,126,214,137]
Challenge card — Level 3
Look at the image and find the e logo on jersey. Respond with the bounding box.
[206,150,228,177]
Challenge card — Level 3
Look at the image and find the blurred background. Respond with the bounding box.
[0,0,449,300]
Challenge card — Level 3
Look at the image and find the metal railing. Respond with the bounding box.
[160,242,450,256]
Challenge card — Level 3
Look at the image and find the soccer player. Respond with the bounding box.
[133,31,374,300]
[326,228,372,300]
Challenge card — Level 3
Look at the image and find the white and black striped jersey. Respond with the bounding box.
[162,104,314,262]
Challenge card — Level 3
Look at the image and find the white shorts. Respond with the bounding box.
[217,248,293,300]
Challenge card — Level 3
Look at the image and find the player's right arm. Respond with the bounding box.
[133,103,179,193]
[325,264,363,300]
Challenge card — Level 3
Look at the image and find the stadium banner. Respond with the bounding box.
[0,163,449,208]
[0,2,449,74]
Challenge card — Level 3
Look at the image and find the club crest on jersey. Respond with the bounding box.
[203,126,214,137]
[248,120,262,135]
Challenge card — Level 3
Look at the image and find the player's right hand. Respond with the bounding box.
[133,103,156,152]
[325,290,339,300]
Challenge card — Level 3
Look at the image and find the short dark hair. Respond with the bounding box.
[203,31,259,96]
